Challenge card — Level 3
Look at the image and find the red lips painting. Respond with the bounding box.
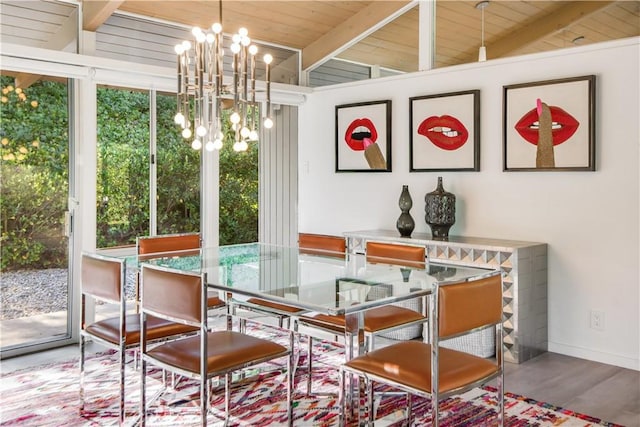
[503,75,595,171]
[515,105,579,146]
[417,115,469,151]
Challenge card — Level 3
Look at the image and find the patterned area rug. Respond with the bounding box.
[0,331,624,427]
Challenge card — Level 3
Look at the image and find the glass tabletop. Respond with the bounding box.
[133,242,494,316]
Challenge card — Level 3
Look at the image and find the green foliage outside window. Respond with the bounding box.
[1,75,258,271]
[0,76,69,271]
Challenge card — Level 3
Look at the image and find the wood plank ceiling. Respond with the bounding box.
[113,0,639,73]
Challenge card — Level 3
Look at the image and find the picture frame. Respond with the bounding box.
[335,100,392,172]
[409,90,480,172]
[503,75,596,171]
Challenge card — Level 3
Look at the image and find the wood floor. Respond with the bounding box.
[2,345,639,426]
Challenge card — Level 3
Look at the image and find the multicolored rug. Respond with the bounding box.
[0,331,624,427]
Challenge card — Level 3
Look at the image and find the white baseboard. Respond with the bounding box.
[548,341,639,371]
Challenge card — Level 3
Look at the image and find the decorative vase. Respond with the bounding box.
[396,185,415,237]
[424,176,456,240]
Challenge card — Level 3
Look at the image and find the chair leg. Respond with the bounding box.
[338,368,346,426]
[406,393,413,426]
[140,357,146,426]
[201,372,208,427]
[287,343,294,426]
[79,335,86,414]
[497,371,504,426]
[306,336,313,395]
[225,372,232,425]
[119,345,125,425]
[366,378,374,425]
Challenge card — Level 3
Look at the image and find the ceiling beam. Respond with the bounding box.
[486,1,615,60]
[83,0,125,31]
[302,0,415,71]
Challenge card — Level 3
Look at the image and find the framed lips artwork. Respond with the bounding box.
[409,90,480,172]
[503,75,596,171]
[335,100,392,172]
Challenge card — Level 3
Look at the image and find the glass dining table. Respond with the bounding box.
[130,242,495,359]
[126,241,497,419]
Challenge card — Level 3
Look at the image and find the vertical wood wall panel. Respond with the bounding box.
[259,105,298,247]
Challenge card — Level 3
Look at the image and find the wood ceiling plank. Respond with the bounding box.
[485,1,615,59]
[302,0,414,70]
[83,0,125,31]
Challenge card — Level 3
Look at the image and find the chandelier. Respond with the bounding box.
[174,22,273,152]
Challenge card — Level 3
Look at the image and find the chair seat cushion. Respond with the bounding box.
[208,295,225,309]
[147,330,288,374]
[245,298,304,314]
[344,341,499,394]
[85,314,197,346]
[300,305,426,333]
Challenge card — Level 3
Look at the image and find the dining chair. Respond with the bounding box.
[79,252,199,425]
[297,241,428,394]
[136,233,225,311]
[339,270,504,426]
[139,263,293,426]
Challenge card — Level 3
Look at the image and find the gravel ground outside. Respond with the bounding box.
[1,268,136,320]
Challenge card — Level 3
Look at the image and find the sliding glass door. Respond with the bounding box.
[0,73,73,356]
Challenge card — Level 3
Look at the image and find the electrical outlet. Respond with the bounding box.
[589,310,605,331]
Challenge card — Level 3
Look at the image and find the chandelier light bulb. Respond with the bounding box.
[174,18,274,156]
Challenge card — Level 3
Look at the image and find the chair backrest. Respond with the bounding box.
[299,233,346,258]
[366,241,426,268]
[141,264,204,326]
[137,233,201,255]
[81,253,124,304]
[437,272,503,340]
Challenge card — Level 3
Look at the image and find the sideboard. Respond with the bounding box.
[344,229,548,364]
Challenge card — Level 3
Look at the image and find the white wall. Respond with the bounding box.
[298,38,640,370]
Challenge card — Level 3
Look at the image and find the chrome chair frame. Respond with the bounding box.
[297,241,429,395]
[139,263,294,426]
[339,270,504,427]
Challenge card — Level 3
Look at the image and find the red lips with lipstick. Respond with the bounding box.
[417,115,469,151]
[515,106,579,146]
[345,118,378,151]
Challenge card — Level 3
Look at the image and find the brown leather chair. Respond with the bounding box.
[136,233,224,311]
[298,241,428,394]
[139,264,293,426]
[339,270,504,426]
[79,252,198,424]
